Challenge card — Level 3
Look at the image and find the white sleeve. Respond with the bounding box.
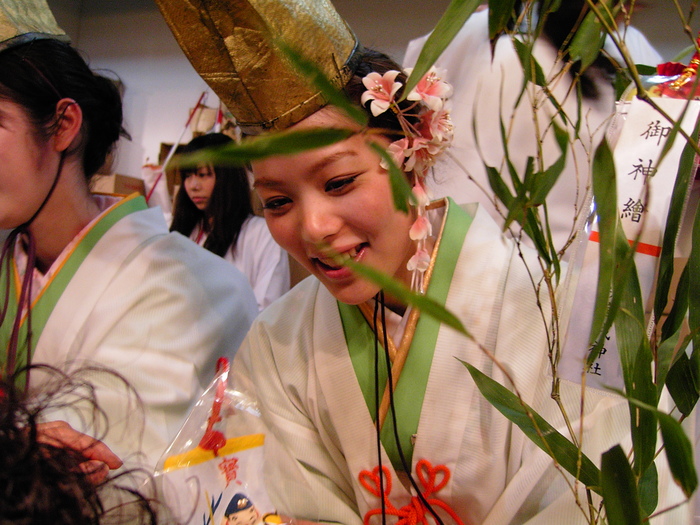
[58,234,259,471]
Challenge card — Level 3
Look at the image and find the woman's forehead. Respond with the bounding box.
[292,105,359,130]
[251,106,380,182]
[251,133,368,185]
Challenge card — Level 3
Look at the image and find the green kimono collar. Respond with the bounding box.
[0,194,148,385]
[339,197,474,470]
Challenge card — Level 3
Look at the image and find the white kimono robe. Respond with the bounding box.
[233,199,689,524]
[2,194,259,470]
[191,215,290,311]
[403,9,615,255]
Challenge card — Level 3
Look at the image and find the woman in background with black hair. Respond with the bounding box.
[171,133,290,311]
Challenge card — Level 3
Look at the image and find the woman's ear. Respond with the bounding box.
[52,98,83,153]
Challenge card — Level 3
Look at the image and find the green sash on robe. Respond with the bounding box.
[339,198,472,471]
[0,194,148,385]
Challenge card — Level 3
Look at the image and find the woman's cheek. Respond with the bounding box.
[265,217,295,252]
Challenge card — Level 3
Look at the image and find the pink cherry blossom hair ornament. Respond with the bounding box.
[361,66,454,293]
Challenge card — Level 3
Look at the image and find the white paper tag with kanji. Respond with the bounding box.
[159,433,282,525]
[559,97,700,390]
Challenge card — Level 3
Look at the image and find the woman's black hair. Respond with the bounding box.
[0,38,128,178]
[170,133,253,258]
[539,0,616,99]
[0,365,161,524]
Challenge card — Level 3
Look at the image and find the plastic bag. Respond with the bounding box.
[154,358,283,525]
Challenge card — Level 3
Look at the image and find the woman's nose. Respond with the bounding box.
[300,202,341,245]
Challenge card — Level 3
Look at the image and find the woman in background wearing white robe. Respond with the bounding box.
[0,36,258,473]
[170,133,290,311]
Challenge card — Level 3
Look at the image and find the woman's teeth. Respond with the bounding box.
[317,245,362,268]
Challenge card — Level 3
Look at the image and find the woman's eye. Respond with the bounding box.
[262,197,291,212]
[325,175,358,193]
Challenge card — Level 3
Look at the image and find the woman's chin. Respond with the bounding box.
[324,280,379,306]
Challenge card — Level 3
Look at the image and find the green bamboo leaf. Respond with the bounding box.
[503,195,527,230]
[463,362,602,493]
[513,36,569,126]
[486,162,552,268]
[624,395,698,498]
[688,142,700,353]
[275,40,368,126]
[614,263,657,475]
[512,38,547,88]
[571,78,585,138]
[666,351,700,417]
[657,116,688,174]
[499,115,526,195]
[569,7,607,71]
[524,209,553,268]
[614,69,633,101]
[589,141,656,471]
[538,0,563,15]
[488,0,517,40]
[485,165,515,209]
[657,264,690,393]
[174,128,354,169]
[529,122,569,206]
[639,462,659,518]
[588,138,621,356]
[339,257,468,337]
[628,325,657,475]
[671,44,697,63]
[402,0,482,99]
[653,113,699,323]
[521,156,537,196]
[660,262,690,343]
[368,143,414,214]
[601,445,643,525]
[635,64,657,76]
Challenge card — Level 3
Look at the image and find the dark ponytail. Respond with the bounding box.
[0,38,129,178]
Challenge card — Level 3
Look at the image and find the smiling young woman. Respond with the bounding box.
[232,49,688,525]
[253,115,415,311]
[156,0,690,523]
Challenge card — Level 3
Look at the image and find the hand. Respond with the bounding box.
[36,420,123,484]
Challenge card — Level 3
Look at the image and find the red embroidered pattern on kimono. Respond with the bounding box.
[359,459,466,525]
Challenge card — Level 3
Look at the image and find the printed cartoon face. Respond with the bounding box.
[252,106,415,306]
[222,505,260,525]
[184,164,216,211]
[0,98,60,229]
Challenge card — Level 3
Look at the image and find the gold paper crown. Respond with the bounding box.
[155,0,358,134]
[0,0,68,53]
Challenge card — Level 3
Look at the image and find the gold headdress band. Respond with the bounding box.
[0,0,68,53]
[154,0,359,134]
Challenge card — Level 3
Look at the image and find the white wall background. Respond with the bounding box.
[45,0,700,179]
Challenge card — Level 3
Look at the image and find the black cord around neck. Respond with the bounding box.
[373,296,387,525]
[0,151,64,388]
[374,291,444,525]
